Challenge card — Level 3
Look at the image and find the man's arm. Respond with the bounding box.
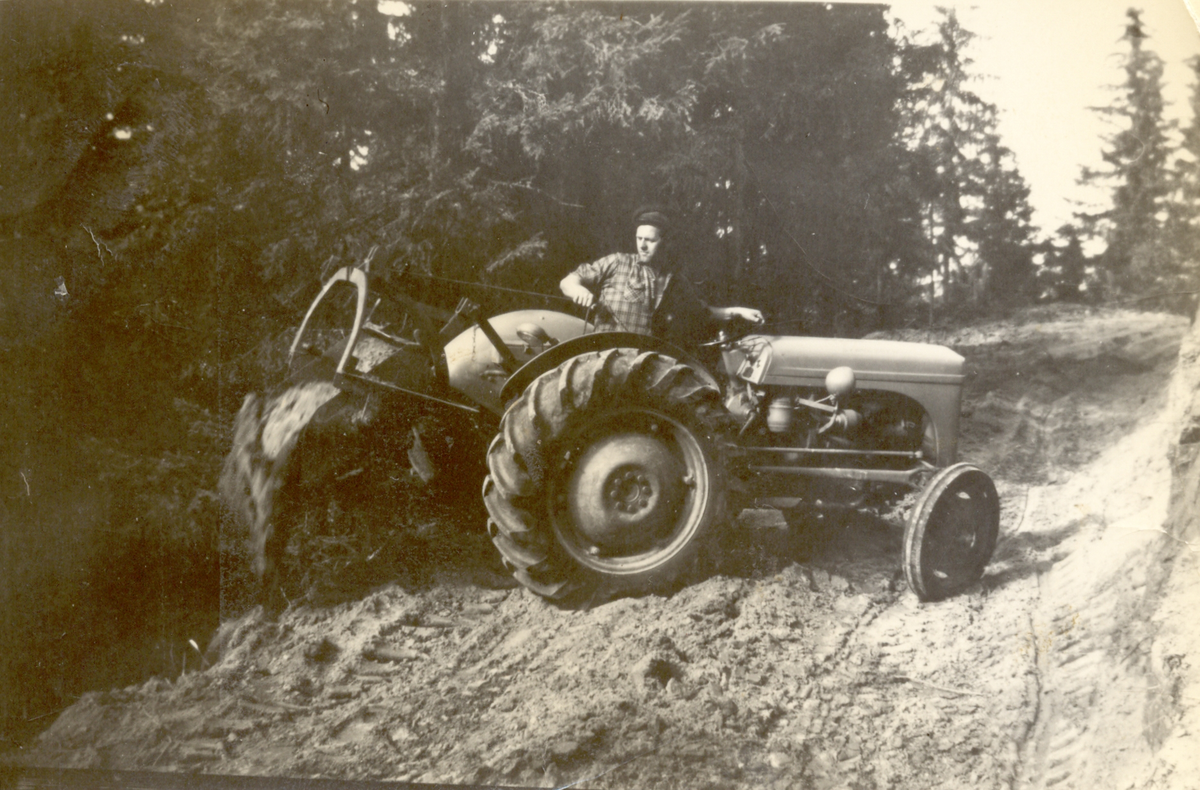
[708,305,764,325]
[560,272,595,308]
[562,255,618,308]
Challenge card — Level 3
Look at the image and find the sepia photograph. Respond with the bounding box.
[2,1,1199,788]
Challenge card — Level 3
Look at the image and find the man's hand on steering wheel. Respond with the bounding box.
[712,305,764,326]
[698,305,766,347]
[728,307,764,326]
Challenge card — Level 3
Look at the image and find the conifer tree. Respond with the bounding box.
[897,9,1037,315]
[1079,8,1173,297]
[1038,225,1095,303]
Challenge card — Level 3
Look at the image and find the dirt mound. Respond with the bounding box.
[12,304,1198,789]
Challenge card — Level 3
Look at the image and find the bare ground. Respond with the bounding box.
[11,304,1199,790]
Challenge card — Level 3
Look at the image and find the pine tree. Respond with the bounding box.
[896,9,1037,315]
[1038,225,1095,303]
[899,9,980,310]
[1080,8,1173,297]
[973,130,1037,307]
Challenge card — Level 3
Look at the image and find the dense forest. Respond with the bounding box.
[1,0,1196,741]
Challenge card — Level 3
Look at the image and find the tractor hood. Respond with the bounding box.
[729,334,967,466]
[731,335,965,389]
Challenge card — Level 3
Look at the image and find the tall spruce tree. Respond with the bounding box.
[899,9,979,311]
[1080,8,1173,297]
[972,128,1037,306]
[896,9,1037,316]
[1038,225,1094,303]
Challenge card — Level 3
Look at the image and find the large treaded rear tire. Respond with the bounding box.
[484,349,733,601]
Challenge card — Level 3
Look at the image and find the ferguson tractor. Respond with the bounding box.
[227,258,999,606]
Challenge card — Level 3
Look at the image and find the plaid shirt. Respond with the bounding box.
[571,252,666,335]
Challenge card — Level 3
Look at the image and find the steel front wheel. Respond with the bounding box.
[484,349,732,601]
[903,463,1000,602]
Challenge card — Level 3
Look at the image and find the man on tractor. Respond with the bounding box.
[559,206,763,336]
[235,204,998,608]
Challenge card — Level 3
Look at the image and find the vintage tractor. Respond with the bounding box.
[226,257,999,606]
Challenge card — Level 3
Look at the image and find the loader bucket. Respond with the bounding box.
[220,263,485,609]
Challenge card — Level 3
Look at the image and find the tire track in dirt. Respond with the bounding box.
[873,308,1188,790]
[1010,412,1177,790]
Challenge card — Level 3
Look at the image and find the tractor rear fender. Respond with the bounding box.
[449,314,719,416]
[498,331,721,408]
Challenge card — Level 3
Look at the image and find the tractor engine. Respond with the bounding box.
[726,367,932,463]
[720,333,963,469]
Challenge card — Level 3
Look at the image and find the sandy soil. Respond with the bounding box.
[12,304,1199,790]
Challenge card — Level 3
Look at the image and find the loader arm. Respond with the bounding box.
[290,265,478,413]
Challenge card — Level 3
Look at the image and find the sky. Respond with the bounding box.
[872,0,1200,238]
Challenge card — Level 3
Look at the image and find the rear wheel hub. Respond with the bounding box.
[567,433,684,553]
